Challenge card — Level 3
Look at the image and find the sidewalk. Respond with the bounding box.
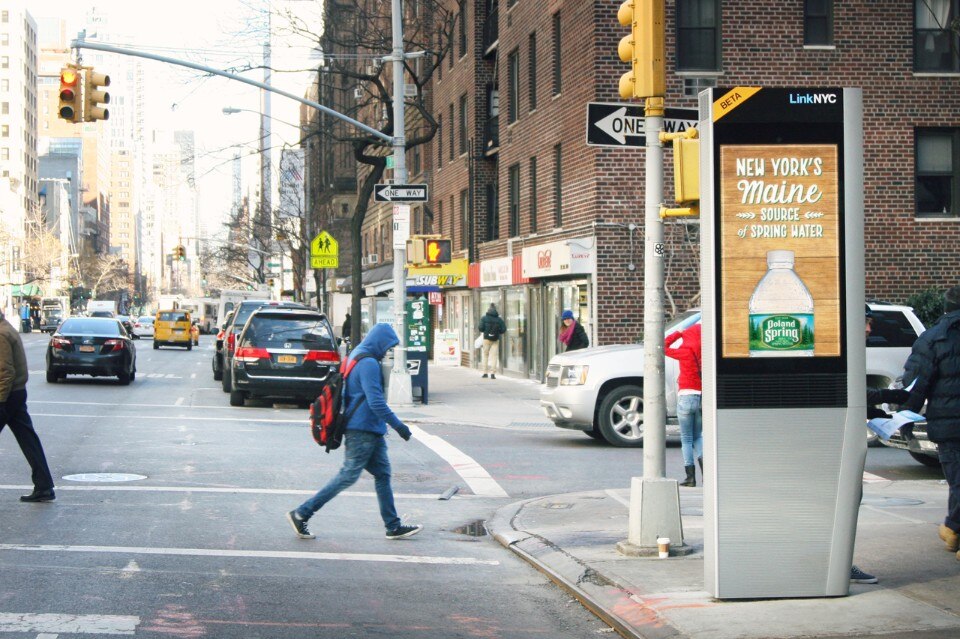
[393,364,960,638]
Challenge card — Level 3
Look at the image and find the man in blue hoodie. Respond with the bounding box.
[287,323,422,540]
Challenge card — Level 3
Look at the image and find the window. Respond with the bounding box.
[916,129,958,217]
[552,13,562,95]
[0,56,8,69]
[509,163,520,237]
[1,34,8,46]
[1,125,8,138]
[412,143,422,176]
[528,33,538,111]
[438,199,444,235]
[915,0,960,72]
[529,156,538,233]
[461,189,470,249]
[677,0,720,71]
[486,183,499,240]
[450,195,456,242]
[1,148,7,161]
[459,2,468,57]
[804,0,833,46]
[554,144,563,225]
[1,11,7,23]
[507,48,520,123]
[459,93,468,155]
[449,103,455,160]
[1,101,7,114]
[437,114,443,168]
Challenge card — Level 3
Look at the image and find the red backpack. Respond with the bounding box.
[309,353,371,453]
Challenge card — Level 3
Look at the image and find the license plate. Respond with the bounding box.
[79,345,95,352]
[277,355,298,364]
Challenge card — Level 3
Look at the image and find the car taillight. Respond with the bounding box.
[52,336,72,350]
[103,339,125,352]
[227,332,236,353]
[304,350,340,363]
[235,346,270,362]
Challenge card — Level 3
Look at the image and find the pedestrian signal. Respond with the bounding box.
[425,239,452,264]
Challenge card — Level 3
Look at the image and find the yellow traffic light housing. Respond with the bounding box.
[58,65,82,123]
[406,238,426,265]
[83,67,111,122]
[673,137,700,204]
[617,0,665,100]
[425,239,452,264]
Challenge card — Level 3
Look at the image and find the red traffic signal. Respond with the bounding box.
[58,66,81,122]
[424,239,452,264]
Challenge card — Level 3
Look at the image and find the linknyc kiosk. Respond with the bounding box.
[698,88,865,598]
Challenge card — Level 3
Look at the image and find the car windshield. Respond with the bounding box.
[158,312,188,322]
[44,310,62,317]
[90,311,114,318]
[137,317,154,324]
[868,309,920,348]
[243,315,334,350]
[59,319,122,336]
[232,303,302,329]
[667,310,701,332]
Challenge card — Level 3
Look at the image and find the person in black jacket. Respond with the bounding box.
[477,304,506,379]
[559,310,589,352]
[901,285,960,561]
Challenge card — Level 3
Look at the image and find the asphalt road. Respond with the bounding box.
[1,332,944,638]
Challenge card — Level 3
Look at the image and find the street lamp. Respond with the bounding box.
[222,106,301,129]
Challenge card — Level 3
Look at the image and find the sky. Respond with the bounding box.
[32,0,324,231]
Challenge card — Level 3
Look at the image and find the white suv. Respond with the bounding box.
[540,303,925,447]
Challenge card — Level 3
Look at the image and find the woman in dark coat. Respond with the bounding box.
[559,310,589,351]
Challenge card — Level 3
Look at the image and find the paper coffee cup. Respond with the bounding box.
[657,537,670,558]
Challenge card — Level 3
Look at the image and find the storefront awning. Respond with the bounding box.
[11,284,43,297]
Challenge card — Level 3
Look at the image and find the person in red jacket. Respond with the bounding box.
[665,323,702,487]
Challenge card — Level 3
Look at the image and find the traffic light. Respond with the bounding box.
[424,239,452,264]
[58,65,82,123]
[660,129,700,218]
[617,0,665,100]
[83,67,110,122]
[173,245,186,261]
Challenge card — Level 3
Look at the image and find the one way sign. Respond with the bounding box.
[375,184,429,202]
[586,103,698,148]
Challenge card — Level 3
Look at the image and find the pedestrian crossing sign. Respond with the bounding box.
[310,231,339,269]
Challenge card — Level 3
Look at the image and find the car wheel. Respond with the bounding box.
[46,370,58,383]
[118,370,132,385]
[187,343,193,351]
[909,451,941,468]
[221,368,231,393]
[213,357,223,381]
[584,429,604,440]
[597,384,645,447]
[153,341,159,350]
[229,389,246,407]
[130,370,136,382]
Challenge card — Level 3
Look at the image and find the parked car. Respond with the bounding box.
[227,307,338,406]
[540,302,925,447]
[212,310,235,381]
[116,315,137,339]
[46,317,137,385]
[154,310,193,350]
[133,316,155,338]
[220,300,306,393]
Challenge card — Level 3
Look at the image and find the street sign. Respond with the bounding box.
[310,230,339,269]
[375,183,428,202]
[393,205,411,249]
[586,103,698,148]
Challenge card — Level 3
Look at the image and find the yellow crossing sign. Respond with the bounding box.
[310,231,339,269]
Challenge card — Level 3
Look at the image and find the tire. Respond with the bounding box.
[221,368,231,393]
[187,342,193,351]
[229,389,246,407]
[597,384,645,447]
[153,341,159,350]
[213,356,223,381]
[130,371,136,382]
[118,370,131,385]
[46,370,58,383]
[585,428,604,440]
[909,451,942,468]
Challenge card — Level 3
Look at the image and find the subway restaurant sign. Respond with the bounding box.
[406,258,468,288]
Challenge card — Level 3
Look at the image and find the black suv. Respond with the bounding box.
[228,307,338,406]
[219,300,307,392]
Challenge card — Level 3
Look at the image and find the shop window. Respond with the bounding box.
[916,128,958,217]
[915,0,960,72]
[676,0,720,71]
[804,0,833,46]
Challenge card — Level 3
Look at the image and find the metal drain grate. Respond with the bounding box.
[507,421,555,428]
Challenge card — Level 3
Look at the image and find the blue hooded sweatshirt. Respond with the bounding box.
[343,323,406,435]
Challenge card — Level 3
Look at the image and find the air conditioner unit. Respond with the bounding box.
[368,253,379,264]
[365,64,378,76]
[404,83,417,98]
[361,256,368,266]
[354,86,364,100]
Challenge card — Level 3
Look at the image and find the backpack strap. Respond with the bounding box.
[341,352,373,419]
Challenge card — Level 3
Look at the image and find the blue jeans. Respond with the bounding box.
[677,394,703,468]
[296,430,400,531]
[938,441,960,533]
[0,389,54,491]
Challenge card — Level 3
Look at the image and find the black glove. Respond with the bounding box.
[879,389,911,405]
[396,424,412,441]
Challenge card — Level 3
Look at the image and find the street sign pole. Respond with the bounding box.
[388,0,413,405]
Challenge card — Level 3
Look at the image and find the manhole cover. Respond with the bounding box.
[862,495,924,507]
[452,520,488,536]
[63,473,147,482]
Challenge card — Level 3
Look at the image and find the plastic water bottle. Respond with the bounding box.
[748,250,814,357]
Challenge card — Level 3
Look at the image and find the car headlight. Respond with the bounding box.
[560,365,589,386]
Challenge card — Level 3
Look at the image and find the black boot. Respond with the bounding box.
[680,466,696,487]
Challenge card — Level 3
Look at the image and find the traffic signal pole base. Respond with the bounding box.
[387,369,414,407]
[621,477,685,553]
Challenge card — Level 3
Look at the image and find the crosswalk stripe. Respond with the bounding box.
[0,484,480,499]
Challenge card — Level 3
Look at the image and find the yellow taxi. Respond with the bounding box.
[154,309,194,350]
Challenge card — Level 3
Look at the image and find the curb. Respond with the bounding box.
[488,494,670,639]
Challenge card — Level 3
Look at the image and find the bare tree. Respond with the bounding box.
[80,253,129,302]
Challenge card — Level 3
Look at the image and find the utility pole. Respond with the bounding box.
[258,10,273,285]
[386,0,413,405]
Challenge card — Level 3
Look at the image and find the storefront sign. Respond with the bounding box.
[568,238,595,275]
[407,258,468,289]
[479,257,513,287]
[521,240,584,278]
[428,292,443,305]
[434,329,461,366]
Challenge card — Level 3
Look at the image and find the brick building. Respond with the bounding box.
[306,0,960,380]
